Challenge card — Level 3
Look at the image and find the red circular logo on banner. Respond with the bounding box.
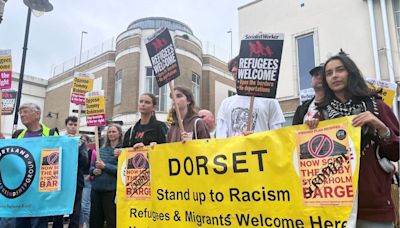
[307,134,334,158]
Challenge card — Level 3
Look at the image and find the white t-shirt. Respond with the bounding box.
[216,95,285,138]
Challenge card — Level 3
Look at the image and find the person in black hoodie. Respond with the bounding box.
[122,93,167,148]
[53,116,88,228]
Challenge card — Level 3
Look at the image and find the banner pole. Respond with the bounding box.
[168,82,184,133]
[0,89,2,133]
[246,96,255,131]
[77,104,81,135]
[94,126,101,160]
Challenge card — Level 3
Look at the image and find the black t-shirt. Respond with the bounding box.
[123,116,167,148]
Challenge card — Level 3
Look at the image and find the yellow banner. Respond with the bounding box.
[367,78,397,108]
[117,116,360,228]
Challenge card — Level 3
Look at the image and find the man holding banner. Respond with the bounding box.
[13,103,58,228]
[52,116,88,228]
[216,56,285,138]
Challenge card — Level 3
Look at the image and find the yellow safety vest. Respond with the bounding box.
[17,124,58,138]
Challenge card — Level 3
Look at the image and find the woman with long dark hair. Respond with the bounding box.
[89,124,123,228]
[307,53,399,227]
[167,86,210,142]
[122,93,167,148]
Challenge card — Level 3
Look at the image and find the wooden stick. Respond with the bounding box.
[246,96,255,131]
[168,82,184,133]
[0,89,2,134]
[94,126,101,160]
[77,105,82,135]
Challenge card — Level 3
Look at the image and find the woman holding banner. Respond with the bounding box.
[89,124,122,228]
[307,53,399,227]
[122,93,167,148]
[167,86,210,142]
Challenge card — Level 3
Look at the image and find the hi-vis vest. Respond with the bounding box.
[17,124,58,138]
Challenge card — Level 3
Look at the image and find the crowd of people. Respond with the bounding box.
[0,51,398,228]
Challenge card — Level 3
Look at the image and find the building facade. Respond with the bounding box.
[43,17,235,132]
[238,0,400,123]
[2,72,47,137]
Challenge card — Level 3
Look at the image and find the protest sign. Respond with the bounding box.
[70,72,94,105]
[38,148,62,192]
[297,124,354,206]
[85,90,106,127]
[1,89,16,115]
[0,49,12,90]
[117,116,360,227]
[300,88,315,104]
[146,27,180,87]
[237,33,284,98]
[366,78,397,108]
[0,136,78,217]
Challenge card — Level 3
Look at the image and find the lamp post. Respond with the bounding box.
[0,0,7,24]
[79,31,88,64]
[12,0,53,133]
[227,29,232,60]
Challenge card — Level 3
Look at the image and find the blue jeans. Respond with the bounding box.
[0,218,16,228]
[80,178,92,227]
[16,217,48,228]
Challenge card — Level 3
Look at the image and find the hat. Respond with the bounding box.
[309,63,324,76]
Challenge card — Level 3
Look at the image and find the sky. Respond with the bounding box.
[0,0,251,79]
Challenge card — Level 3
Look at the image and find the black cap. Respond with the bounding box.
[309,63,324,76]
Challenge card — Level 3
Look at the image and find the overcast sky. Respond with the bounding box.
[0,0,251,79]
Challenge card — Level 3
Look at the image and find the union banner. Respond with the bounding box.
[0,136,79,217]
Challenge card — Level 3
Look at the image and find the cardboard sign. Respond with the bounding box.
[85,90,106,126]
[1,90,17,115]
[39,148,62,192]
[146,27,180,87]
[237,33,284,98]
[366,78,397,108]
[0,50,12,90]
[70,72,94,105]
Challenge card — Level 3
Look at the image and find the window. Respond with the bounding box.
[296,34,315,92]
[114,70,122,105]
[192,73,200,106]
[228,90,236,97]
[145,67,167,112]
[394,0,400,44]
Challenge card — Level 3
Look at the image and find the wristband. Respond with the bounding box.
[378,127,391,139]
